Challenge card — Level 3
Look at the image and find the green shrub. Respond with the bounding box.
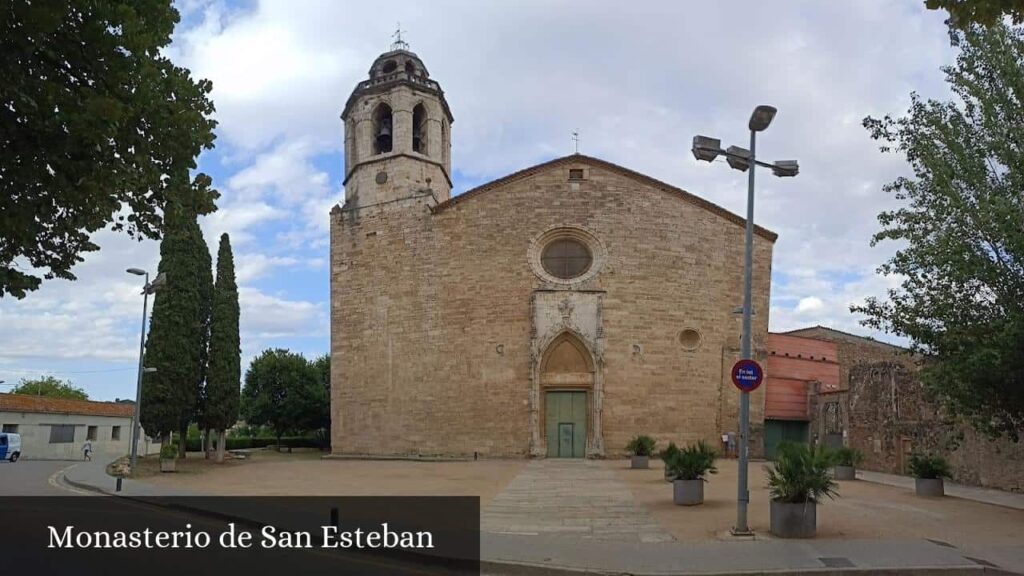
[660,442,680,462]
[626,435,657,457]
[666,441,718,481]
[833,446,863,467]
[159,443,178,459]
[908,453,951,479]
[766,442,838,504]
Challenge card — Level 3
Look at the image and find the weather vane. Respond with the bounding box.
[391,22,409,51]
[572,130,580,154]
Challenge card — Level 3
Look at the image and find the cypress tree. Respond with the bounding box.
[140,178,215,454]
[184,210,213,457]
[205,234,241,462]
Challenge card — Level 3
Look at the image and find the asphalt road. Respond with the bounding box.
[0,459,89,495]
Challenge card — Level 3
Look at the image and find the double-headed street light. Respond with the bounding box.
[692,105,799,536]
[126,268,166,471]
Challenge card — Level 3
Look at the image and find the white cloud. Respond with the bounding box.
[796,297,825,314]
[239,287,326,339]
[201,200,286,247]
[235,253,300,283]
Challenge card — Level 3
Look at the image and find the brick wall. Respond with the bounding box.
[330,156,774,457]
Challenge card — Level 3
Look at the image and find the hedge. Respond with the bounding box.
[182,436,324,452]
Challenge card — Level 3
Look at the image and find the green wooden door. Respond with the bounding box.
[546,391,587,458]
[764,419,809,460]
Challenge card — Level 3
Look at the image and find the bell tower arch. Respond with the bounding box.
[341,43,453,210]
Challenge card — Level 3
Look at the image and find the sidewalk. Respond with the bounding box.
[857,469,1024,511]
[57,459,1018,575]
[60,459,197,497]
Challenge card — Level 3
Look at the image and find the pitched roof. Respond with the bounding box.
[0,394,134,418]
[779,325,909,351]
[431,154,778,242]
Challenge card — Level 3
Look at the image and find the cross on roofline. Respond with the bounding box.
[391,23,409,51]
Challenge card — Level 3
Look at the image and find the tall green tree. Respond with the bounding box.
[855,24,1024,440]
[11,376,87,400]
[311,354,331,448]
[0,0,217,298]
[140,181,215,451]
[926,0,1024,28]
[203,234,241,462]
[241,349,321,445]
[190,213,214,456]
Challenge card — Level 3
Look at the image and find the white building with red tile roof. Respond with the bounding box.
[0,394,159,461]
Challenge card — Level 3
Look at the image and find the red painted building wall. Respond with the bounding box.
[765,334,840,420]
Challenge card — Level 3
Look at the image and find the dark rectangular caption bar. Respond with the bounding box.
[0,496,480,576]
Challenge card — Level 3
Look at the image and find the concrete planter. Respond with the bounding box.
[833,465,856,480]
[631,455,649,469]
[673,479,704,506]
[769,500,817,538]
[160,458,176,473]
[915,478,944,497]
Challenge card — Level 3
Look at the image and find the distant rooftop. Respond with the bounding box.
[777,325,909,351]
[0,393,134,418]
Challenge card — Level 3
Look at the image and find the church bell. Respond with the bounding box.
[412,125,423,153]
[376,117,392,153]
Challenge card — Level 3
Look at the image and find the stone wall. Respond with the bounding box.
[803,347,1024,493]
[330,156,774,458]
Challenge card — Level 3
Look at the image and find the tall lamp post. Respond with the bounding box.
[692,105,798,535]
[126,268,166,471]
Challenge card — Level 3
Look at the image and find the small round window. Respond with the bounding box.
[541,238,592,279]
[679,329,702,351]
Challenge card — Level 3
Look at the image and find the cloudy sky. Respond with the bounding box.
[0,1,957,400]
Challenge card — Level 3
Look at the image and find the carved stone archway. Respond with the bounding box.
[530,328,604,457]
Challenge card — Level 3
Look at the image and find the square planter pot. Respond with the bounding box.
[160,458,176,473]
[631,455,649,469]
[833,465,856,480]
[769,500,817,538]
[673,479,704,506]
[915,478,944,497]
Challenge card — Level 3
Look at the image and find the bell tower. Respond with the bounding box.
[341,36,453,210]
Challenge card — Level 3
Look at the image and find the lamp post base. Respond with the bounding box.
[729,526,756,538]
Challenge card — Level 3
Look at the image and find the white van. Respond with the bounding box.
[0,433,21,462]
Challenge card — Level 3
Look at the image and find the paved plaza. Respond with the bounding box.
[37,452,1024,574]
[481,459,673,543]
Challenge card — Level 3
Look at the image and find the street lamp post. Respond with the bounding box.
[126,268,166,471]
[691,106,798,536]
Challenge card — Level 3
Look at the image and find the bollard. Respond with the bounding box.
[116,477,123,492]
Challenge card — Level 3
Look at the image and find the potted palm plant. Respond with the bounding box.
[832,446,863,481]
[661,442,680,482]
[159,442,178,473]
[667,441,717,506]
[766,443,838,538]
[626,435,656,469]
[909,453,950,497]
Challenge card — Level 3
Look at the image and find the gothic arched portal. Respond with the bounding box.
[539,332,594,458]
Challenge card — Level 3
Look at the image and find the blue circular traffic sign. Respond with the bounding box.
[731,359,763,392]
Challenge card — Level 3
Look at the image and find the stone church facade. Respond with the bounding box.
[330,47,776,458]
